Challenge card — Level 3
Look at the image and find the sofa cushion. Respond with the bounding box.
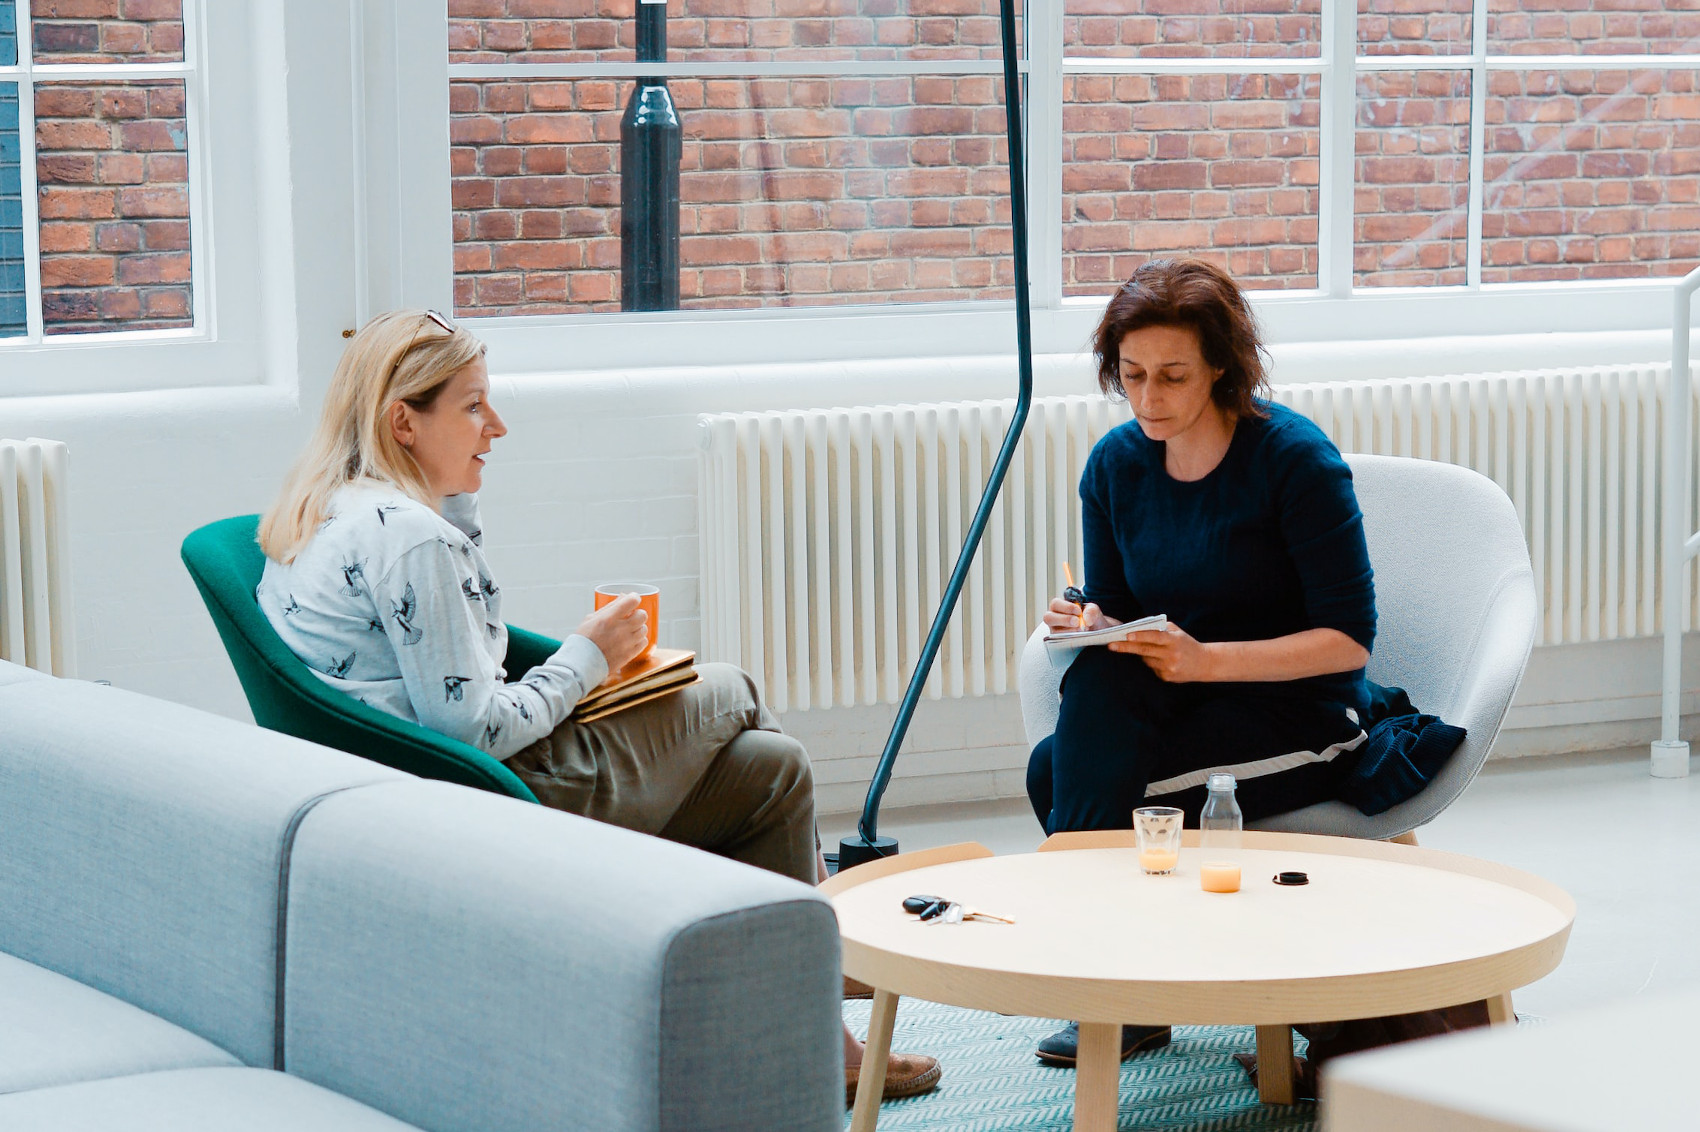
[0,659,47,688]
[282,780,843,1132]
[0,1068,421,1131]
[0,678,407,1068]
[0,951,240,1095]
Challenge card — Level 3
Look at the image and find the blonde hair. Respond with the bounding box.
[260,310,488,563]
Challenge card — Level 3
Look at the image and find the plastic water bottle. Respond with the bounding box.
[1199,772,1243,853]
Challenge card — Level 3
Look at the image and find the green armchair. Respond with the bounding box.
[181,515,553,803]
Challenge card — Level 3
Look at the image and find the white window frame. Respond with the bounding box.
[0,0,268,397]
[398,0,1700,375]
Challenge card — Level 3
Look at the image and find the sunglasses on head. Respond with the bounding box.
[391,310,459,383]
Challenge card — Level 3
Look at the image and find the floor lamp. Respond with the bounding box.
[837,0,1035,871]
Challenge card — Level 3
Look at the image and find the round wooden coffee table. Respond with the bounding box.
[822,830,1574,1132]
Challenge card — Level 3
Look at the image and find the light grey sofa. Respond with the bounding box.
[0,660,841,1131]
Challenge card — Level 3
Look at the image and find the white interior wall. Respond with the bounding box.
[8,334,1700,819]
[3,0,1697,814]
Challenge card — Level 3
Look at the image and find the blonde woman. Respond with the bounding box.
[257,310,939,1103]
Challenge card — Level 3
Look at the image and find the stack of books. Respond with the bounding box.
[569,647,698,723]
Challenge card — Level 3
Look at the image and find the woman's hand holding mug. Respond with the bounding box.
[578,593,650,676]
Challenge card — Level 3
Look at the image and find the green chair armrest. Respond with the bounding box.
[505,624,564,675]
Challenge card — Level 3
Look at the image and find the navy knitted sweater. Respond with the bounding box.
[1079,401,1376,714]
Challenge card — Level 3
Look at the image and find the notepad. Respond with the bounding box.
[570,647,697,722]
[1042,614,1169,655]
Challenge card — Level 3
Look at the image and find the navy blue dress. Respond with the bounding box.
[1028,402,1378,832]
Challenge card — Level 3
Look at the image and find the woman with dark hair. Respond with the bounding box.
[1026,258,1377,1066]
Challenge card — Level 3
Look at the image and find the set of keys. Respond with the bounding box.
[902,894,1016,926]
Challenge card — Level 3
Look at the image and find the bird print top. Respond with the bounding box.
[259,482,609,759]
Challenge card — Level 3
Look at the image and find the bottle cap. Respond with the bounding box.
[1273,871,1309,886]
[1207,772,1237,792]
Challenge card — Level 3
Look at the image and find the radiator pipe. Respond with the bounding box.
[1654,264,1700,778]
[838,0,1033,870]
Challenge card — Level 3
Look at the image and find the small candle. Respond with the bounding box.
[1200,861,1241,893]
[1139,849,1179,874]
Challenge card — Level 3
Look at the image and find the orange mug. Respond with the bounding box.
[594,583,659,658]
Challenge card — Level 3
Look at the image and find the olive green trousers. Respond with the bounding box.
[504,661,817,886]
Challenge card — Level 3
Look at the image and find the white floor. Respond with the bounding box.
[821,746,1700,1021]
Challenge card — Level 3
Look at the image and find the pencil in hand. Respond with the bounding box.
[1061,562,1086,630]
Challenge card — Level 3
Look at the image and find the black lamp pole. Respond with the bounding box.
[837,0,1035,871]
[620,0,680,310]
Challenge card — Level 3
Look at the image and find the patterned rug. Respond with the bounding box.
[842,999,1317,1131]
[844,1000,1546,1131]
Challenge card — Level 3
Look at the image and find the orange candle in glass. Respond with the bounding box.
[1200,861,1241,893]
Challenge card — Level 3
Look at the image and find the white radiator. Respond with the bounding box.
[0,438,75,677]
[697,365,1697,712]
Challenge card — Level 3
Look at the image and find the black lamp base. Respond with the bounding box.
[836,834,900,873]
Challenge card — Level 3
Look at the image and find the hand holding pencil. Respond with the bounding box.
[1043,562,1113,634]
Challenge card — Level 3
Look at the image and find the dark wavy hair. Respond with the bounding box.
[1091,258,1271,419]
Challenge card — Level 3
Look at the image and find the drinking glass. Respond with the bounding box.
[1134,806,1183,875]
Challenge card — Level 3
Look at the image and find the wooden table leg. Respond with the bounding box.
[1255,1024,1296,1105]
[1486,991,1516,1026]
[849,989,898,1132]
[1073,1021,1121,1132]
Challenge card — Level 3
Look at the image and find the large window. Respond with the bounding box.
[0,0,203,343]
[430,0,1700,365]
[447,1,1021,318]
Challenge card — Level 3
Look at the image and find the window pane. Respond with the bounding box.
[451,77,1014,315]
[1355,70,1469,287]
[33,0,183,64]
[36,80,193,333]
[0,1,17,68]
[1062,73,1320,296]
[0,84,25,337]
[1489,0,1700,55]
[1483,69,1700,283]
[1063,0,1320,60]
[448,0,1017,65]
[1357,0,1471,56]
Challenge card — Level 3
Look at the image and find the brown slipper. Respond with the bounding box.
[843,975,875,1000]
[845,1051,942,1105]
[1231,1051,1317,1102]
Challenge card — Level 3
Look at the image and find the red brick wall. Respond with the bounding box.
[35,79,191,333]
[1354,69,1469,287]
[1064,0,1319,60]
[1483,68,1700,282]
[449,0,1009,63]
[450,0,1018,315]
[30,1,189,334]
[447,1,1699,316]
[33,0,183,64]
[1062,72,1321,296]
[452,74,1013,314]
[1487,0,1700,55]
[1359,0,1471,56]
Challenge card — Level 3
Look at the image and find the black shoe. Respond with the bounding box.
[1034,1022,1172,1066]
